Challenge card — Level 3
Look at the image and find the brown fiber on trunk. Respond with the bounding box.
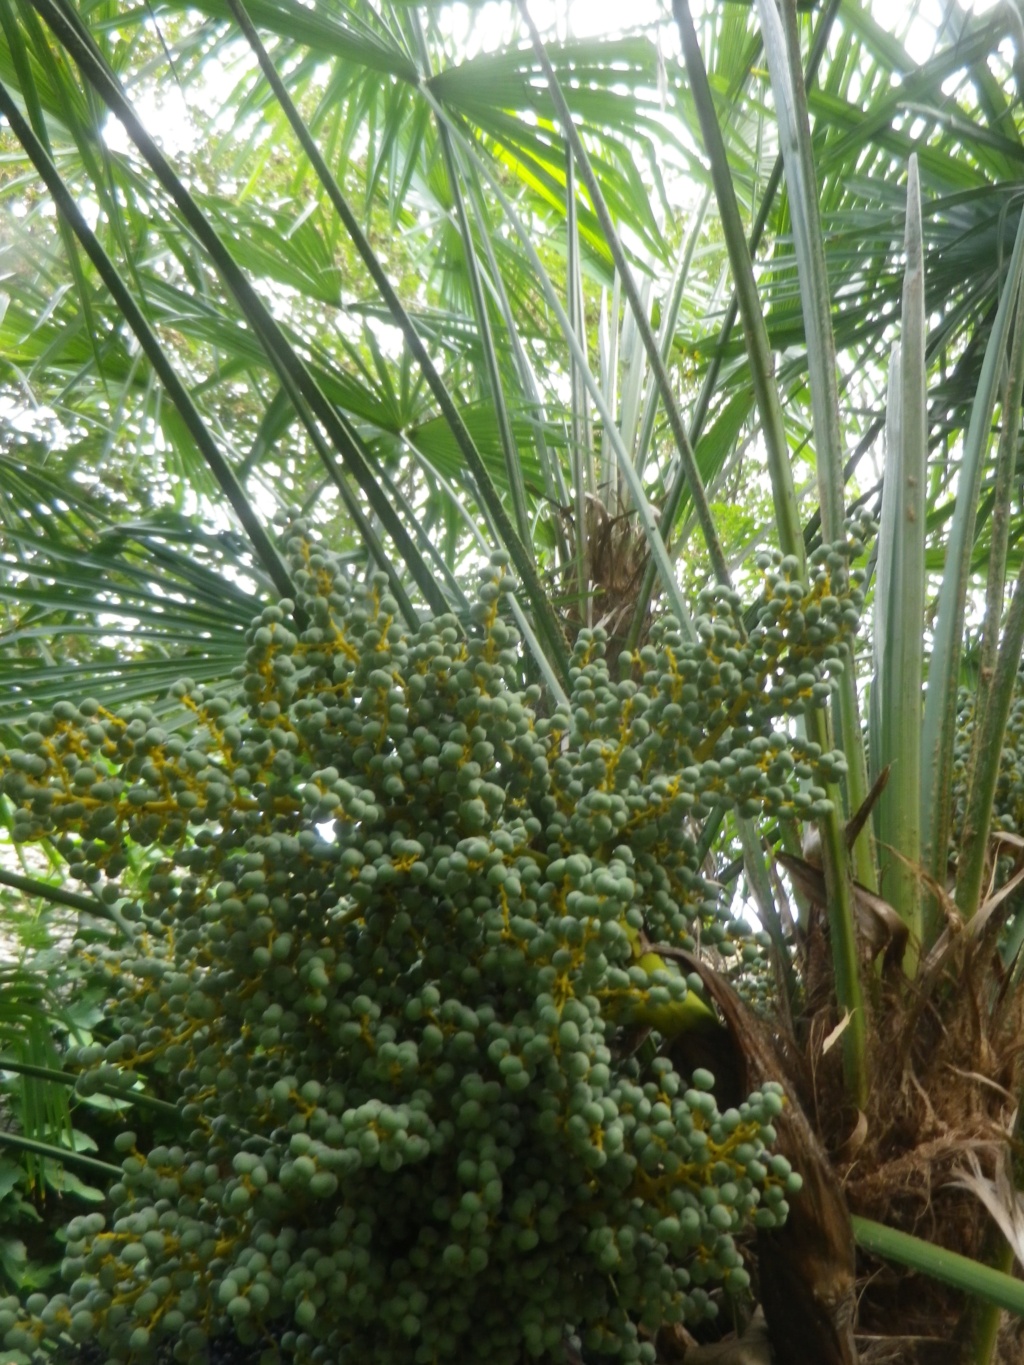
[671,952,860,1365]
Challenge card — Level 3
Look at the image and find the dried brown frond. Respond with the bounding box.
[717,835,1024,1364]
[827,925,1024,1362]
[550,493,654,650]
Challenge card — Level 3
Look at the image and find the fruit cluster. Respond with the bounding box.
[0,526,864,1364]
[952,677,1024,837]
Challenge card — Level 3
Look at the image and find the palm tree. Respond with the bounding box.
[5,0,1024,1359]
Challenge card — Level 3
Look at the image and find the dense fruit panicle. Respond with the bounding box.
[953,677,1024,838]
[0,524,863,1364]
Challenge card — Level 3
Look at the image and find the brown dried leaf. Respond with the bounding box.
[778,853,908,970]
[837,1108,869,1163]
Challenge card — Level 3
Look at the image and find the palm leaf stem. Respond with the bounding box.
[0,865,120,923]
[975,271,1024,729]
[635,189,711,478]
[852,1215,1024,1317]
[599,272,622,502]
[0,0,109,407]
[971,1240,1015,1365]
[737,820,797,1010]
[462,160,572,548]
[0,78,297,607]
[964,1082,1024,1362]
[430,126,533,553]
[239,387,290,480]
[0,1129,121,1179]
[756,0,876,894]
[870,342,900,842]
[955,556,1024,918]
[507,598,571,710]
[804,417,884,551]
[814,774,869,1107]
[275,375,419,623]
[673,0,803,569]
[693,808,726,867]
[621,189,712,658]
[418,87,697,638]
[373,466,471,612]
[674,0,866,1101]
[689,0,840,452]
[403,441,570,708]
[0,1058,182,1121]
[222,0,570,679]
[518,0,731,592]
[624,0,841,660]
[921,202,1024,943]
[409,11,533,552]
[972,1081,1024,1359]
[873,156,926,964]
[35,0,445,622]
[756,0,846,543]
[566,142,590,621]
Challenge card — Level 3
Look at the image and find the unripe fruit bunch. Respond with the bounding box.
[953,678,1024,838]
[0,523,865,1364]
